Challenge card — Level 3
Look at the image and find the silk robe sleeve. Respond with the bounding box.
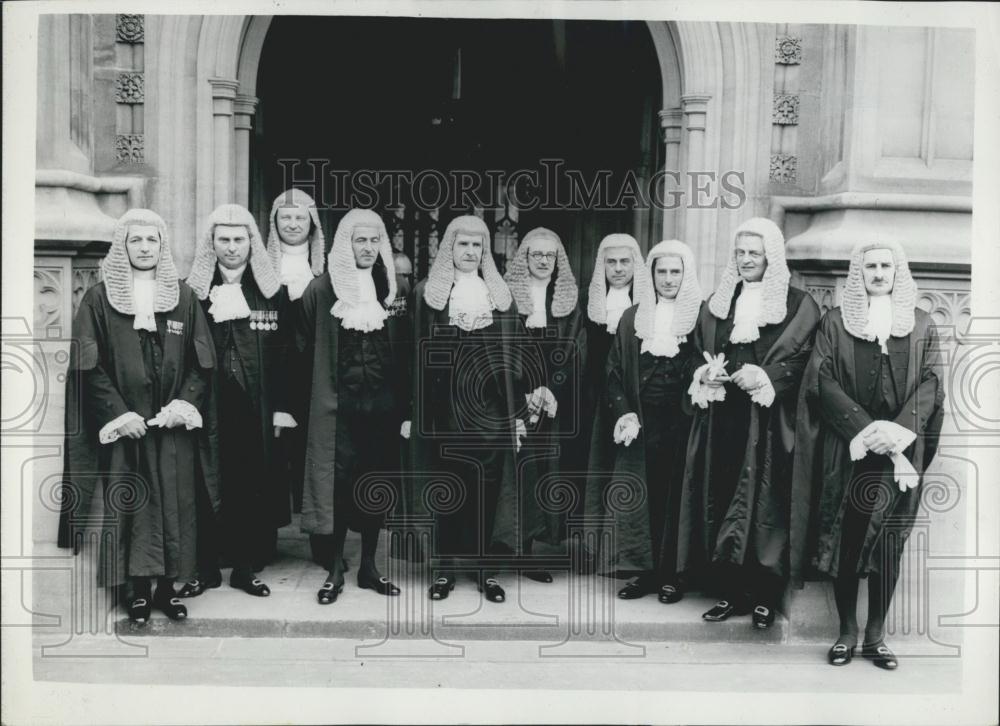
[606,308,632,423]
[760,293,821,401]
[813,313,875,441]
[176,293,216,409]
[892,320,944,437]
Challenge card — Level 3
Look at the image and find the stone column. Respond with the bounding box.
[658,108,683,240]
[208,77,239,207]
[681,94,714,287]
[233,94,259,208]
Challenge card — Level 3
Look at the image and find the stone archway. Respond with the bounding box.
[147,15,774,290]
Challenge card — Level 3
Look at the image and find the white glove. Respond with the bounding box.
[400,420,411,440]
[849,421,919,491]
[525,386,558,424]
[147,399,202,430]
[273,411,297,438]
[516,419,527,452]
[689,352,729,409]
[613,412,641,447]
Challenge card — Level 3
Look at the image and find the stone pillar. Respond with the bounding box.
[658,108,683,240]
[233,94,259,208]
[208,77,239,207]
[681,94,714,287]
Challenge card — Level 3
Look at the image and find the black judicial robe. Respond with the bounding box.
[295,274,409,536]
[277,287,314,512]
[586,303,700,573]
[398,280,527,559]
[677,284,821,580]
[201,267,292,560]
[789,308,944,585]
[57,281,217,587]
[515,286,587,546]
[580,292,621,479]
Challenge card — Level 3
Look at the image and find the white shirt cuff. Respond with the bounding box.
[99,412,145,444]
[742,364,775,408]
[273,412,298,428]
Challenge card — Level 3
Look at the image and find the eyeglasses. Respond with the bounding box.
[528,252,557,262]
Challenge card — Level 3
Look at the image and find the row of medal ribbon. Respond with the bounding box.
[249,310,279,331]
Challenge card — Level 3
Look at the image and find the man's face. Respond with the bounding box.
[734,233,767,283]
[653,254,684,300]
[862,248,896,296]
[604,246,635,290]
[352,225,380,269]
[275,204,311,246]
[125,225,161,271]
[453,231,484,273]
[526,238,559,281]
[213,224,251,270]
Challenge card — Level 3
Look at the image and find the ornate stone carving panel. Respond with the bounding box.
[770,154,798,183]
[34,268,63,333]
[114,72,144,104]
[115,134,144,163]
[72,267,103,318]
[917,289,972,342]
[776,35,802,64]
[773,93,800,125]
[116,14,144,43]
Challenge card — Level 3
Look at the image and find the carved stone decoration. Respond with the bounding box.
[917,289,972,341]
[34,268,63,333]
[72,267,103,318]
[114,72,144,104]
[773,93,800,125]
[776,35,802,64]
[115,134,144,163]
[116,14,144,43]
[806,285,836,314]
[770,154,797,183]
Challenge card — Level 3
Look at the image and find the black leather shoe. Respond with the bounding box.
[752,604,775,629]
[702,599,751,621]
[479,578,506,603]
[523,570,553,583]
[177,571,222,599]
[429,577,455,601]
[861,641,898,670]
[658,584,683,604]
[127,597,151,625]
[358,573,400,596]
[153,593,188,620]
[828,639,857,666]
[317,579,344,605]
[618,578,652,600]
[230,572,270,597]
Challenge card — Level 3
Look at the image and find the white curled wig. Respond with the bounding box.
[329,208,397,307]
[708,217,790,324]
[266,188,326,277]
[635,239,703,341]
[101,208,180,314]
[842,238,918,340]
[422,215,512,312]
[586,233,653,325]
[186,203,280,300]
[503,227,578,318]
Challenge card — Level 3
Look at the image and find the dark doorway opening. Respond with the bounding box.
[253,16,662,286]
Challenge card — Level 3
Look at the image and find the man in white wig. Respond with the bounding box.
[183,203,292,599]
[678,217,821,629]
[296,209,408,604]
[401,214,526,604]
[503,227,585,582]
[791,239,944,670]
[592,240,703,604]
[57,209,217,624]
[577,234,644,572]
[266,189,325,516]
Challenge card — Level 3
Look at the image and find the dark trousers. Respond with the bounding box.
[310,411,398,569]
[434,441,506,579]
